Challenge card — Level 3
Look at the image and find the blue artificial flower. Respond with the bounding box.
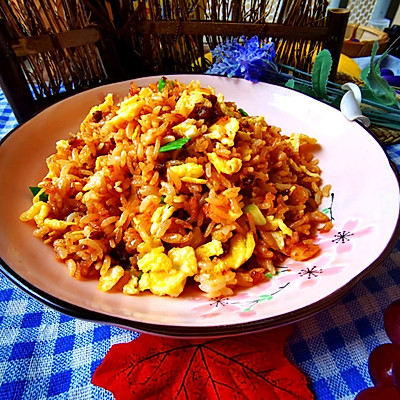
[206,36,276,83]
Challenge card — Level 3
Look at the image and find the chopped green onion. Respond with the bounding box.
[29,186,48,202]
[158,78,167,92]
[265,272,274,279]
[159,138,190,153]
[243,204,266,225]
[158,77,175,93]
[238,108,249,117]
[160,195,166,204]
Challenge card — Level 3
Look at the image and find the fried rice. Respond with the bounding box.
[20,78,332,298]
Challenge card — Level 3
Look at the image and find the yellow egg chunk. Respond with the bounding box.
[195,239,224,260]
[205,117,239,147]
[238,144,253,161]
[175,90,210,118]
[138,87,154,99]
[150,204,176,236]
[221,232,255,269]
[181,177,208,184]
[83,170,106,191]
[110,95,145,127]
[227,208,243,222]
[286,133,317,153]
[19,201,51,226]
[138,247,171,273]
[172,119,201,138]
[55,139,69,152]
[43,219,75,231]
[266,216,293,237]
[138,246,198,297]
[123,276,140,295]
[98,265,125,292]
[216,93,235,117]
[207,152,242,175]
[82,93,114,127]
[169,163,206,184]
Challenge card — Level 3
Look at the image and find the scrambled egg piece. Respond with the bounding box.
[216,94,235,117]
[138,87,154,99]
[172,119,201,138]
[138,246,198,297]
[195,239,224,260]
[56,139,69,153]
[98,265,125,292]
[150,204,176,236]
[238,144,252,161]
[266,216,293,237]
[137,238,163,254]
[286,133,317,153]
[169,163,207,184]
[246,116,267,125]
[20,199,75,234]
[110,95,145,127]
[175,89,211,118]
[221,232,255,269]
[237,116,267,141]
[82,93,114,126]
[205,117,239,147]
[123,276,140,295]
[43,219,75,231]
[196,234,255,276]
[207,153,242,175]
[83,170,106,191]
[20,201,50,225]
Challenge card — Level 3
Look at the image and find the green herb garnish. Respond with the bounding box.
[159,138,190,153]
[160,195,166,204]
[29,186,48,202]
[158,77,167,92]
[243,204,266,225]
[238,108,249,116]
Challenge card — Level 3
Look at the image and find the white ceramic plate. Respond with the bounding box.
[0,75,399,337]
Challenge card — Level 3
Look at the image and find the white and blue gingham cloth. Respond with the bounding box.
[0,88,400,400]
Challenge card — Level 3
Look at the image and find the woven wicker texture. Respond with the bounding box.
[347,0,377,25]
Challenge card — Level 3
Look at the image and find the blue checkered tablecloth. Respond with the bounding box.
[0,88,400,400]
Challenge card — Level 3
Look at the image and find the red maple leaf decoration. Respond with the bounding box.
[92,325,313,399]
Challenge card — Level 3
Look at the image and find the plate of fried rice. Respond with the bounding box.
[0,75,399,337]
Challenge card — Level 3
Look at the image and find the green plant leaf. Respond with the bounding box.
[285,79,295,89]
[360,41,399,108]
[329,95,343,109]
[285,79,316,98]
[29,186,48,202]
[312,49,332,100]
